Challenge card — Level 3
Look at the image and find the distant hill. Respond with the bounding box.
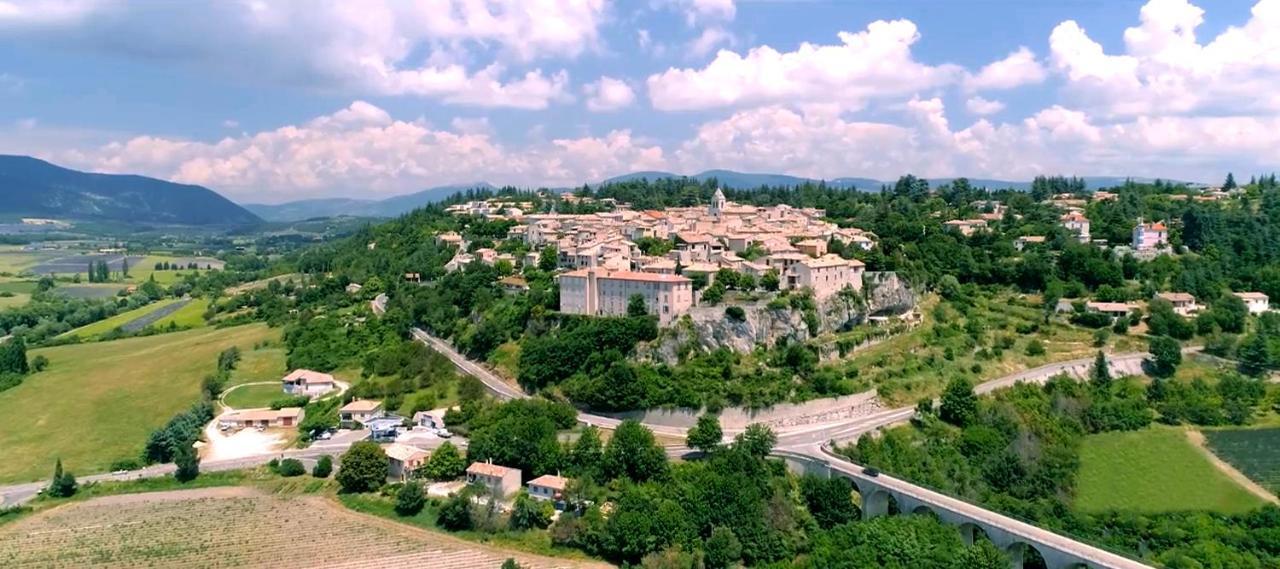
[244,183,494,222]
[0,155,260,226]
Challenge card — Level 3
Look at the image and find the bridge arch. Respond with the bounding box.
[957,522,991,547]
[861,489,892,519]
[1007,541,1049,569]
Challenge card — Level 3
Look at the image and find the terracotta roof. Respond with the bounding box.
[528,474,569,491]
[224,408,303,422]
[282,369,335,385]
[1234,292,1269,301]
[384,443,429,462]
[341,399,383,413]
[560,269,691,284]
[1157,292,1196,303]
[1060,212,1088,222]
[467,462,520,477]
[499,276,529,288]
[1086,301,1132,312]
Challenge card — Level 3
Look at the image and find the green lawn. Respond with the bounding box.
[151,298,210,329]
[229,344,287,387]
[0,281,37,294]
[1076,427,1266,514]
[222,383,286,410]
[58,298,181,339]
[0,324,281,483]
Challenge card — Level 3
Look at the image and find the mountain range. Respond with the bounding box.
[242,183,494,222]
[0,155,260,226]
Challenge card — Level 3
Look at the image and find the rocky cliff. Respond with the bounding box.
[641,272,917,364]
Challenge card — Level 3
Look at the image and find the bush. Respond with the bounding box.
[1025,339,1046,356]
[30,355,49,372]
[312,455,333,478]
[270,395,311,410]
[395,482,425,516]
[418,442,465,481]
[724,306,746,322]
[438,493,474,530]
[277,458,306,477]
[510,491,553,530]
[336,441,388,493]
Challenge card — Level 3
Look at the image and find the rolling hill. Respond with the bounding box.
[0,155,261,226]
[243,182,494,221]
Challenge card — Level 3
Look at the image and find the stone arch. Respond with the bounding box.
[1007,541,1049,569]
[861,489,892,519]
[957,522,991,547]
[909,504,939,520]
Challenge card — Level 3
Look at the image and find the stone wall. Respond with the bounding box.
[600,390,884,431]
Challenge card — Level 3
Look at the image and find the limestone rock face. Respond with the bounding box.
[642,272,915,364]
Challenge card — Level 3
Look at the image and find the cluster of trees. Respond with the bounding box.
[152,261,204,271]
[0,336,36,393]
[848,354,1279,567]
[85,259,118,283]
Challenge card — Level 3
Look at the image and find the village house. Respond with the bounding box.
[345,283,363,294]
[1085,301,1135,318]
[413,410,446,430]
[339,399,384,428]
[1014,236,1047,251]
[384,443,430,481]
[219,407,304,430]
[943,219,988,237]
[1132,219,1169,251]
[558,268,694,326]
[466,462,522,499]
[787,255,865,299]
[794,238,828,257]
[281,369,337,397]
[499,275,530,294]
[1060,211,1091,243]
[1155,292,1200,316]
[1234,292,1271,315]
[527,474,570,503]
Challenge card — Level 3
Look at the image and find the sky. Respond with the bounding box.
[0,0,1277,204]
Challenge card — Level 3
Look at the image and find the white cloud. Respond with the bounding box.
[0,0,603,108]
[964,46,1047,91]
[221,119,239,129]
[1049,0,1280,117]
[965,96,1005,115]
[39,101,666,202]
[647,20,962,111]
[583,76,636,111]
[687,26,734,58]
[665,0,735,25]
[0,0,107,26]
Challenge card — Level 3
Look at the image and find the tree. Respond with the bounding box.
[1089,351,1112,393]
[685,413,723,453]
[0,336,29,375]
[47,458,78,498]
[395,482,425,516]
[1024,339,1046,356]
[761,269,780,292]
[30,355,48,372]
[419,441,465,480]
[121,257,129,277]
[1212,294,1249,334]
[174,443,199,482]
[955,541,1010,569]
[336,441,388,493]
[1224,172,1238,190]
[568,426,603,478]
[627,294,649,317]
[1238,334,1272,377]
[277,458,305,477]
[312,455,333,478]
[800,475,857,528]
[510,491,553,530]
[438,492,474,530]
[734,423,776,458]
[603,420,667,482]
[501,560,525,569]
[704,526,743,569]
[1148,335,1183,378]
[537,246,558,272]
[939,376,978,427]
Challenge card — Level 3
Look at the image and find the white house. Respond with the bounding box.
[385,443,430,481]
[1060,212,1090,243]
[1234,292,1271,315]
[527,474,569,502]
[413,410,445,430]
[339,399,384,427]
[466,462,522,499]
[281,369,337,397]
[1155,292,1200,316]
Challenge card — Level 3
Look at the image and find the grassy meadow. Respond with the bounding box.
[0,324,281,483]
[222,383,286,410]
[1075,426,1265,514]
[151,297,211,329]
[57,298,182,339]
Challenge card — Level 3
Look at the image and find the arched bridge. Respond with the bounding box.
[773,448,1154,569]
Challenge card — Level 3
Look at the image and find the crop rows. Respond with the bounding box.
[1206,427,1280,492]
[0,491,589,568]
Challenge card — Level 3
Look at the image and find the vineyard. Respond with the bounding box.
[0,487,606,569]
[1206,427,1280,493]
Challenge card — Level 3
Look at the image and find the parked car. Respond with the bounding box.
[435,428,452,438]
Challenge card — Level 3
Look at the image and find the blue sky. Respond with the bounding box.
[0,0,1275,203]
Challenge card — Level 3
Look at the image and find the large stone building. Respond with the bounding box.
[558,268,694,325]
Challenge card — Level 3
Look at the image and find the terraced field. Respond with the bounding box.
[0,487,606,569]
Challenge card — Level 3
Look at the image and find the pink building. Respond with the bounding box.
[558,269,695,326]
[1132,219,1169,251]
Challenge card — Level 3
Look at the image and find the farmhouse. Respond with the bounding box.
[466,461,522,499]
[943,219,988,236]
[1155,292,1200,316]
[281,369,336,397]
[1233,292,1271,315]
[219,407,304,429]
[1085,301,1135,318]
[339,399,384,427]
[527,474,569,502]
[384,443,430,481]
[1014,235,1046,251]
[1059,211,1090,243]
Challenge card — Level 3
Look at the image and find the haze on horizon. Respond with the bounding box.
[0,0,1276,203]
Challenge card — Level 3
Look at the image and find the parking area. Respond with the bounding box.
[201,422,288,461]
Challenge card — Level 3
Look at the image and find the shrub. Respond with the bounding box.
[312,455,333,478]
[109,457,142,471]
[509,491,553,530]
[336,441,388,493]
[270,395,311,410]
[395,482,425,516]
[277,458,306,477]
[418,442,465,481]
[30,355,49,372]
[1025,339,1046,356]
[438,493,474,530]
[724,306,746,322]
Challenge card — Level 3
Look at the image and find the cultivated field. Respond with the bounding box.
[58,298,183,339]
[0,487,605,569]
[0,324,281,483]
[54,284,126,299]
[151,298,211,329]
[1076,427,1266,514]
[1206,428,1280,494]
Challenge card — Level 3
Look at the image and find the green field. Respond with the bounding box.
[229,344,287,387]
[222,383,286,410]
[0,324,281,483]
[1076,427,1266,514]
[0,281,37,294]
[1206,428,1280,494]
[151,297,210,329]
[0,292,29,309]
[58,298,182,339]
